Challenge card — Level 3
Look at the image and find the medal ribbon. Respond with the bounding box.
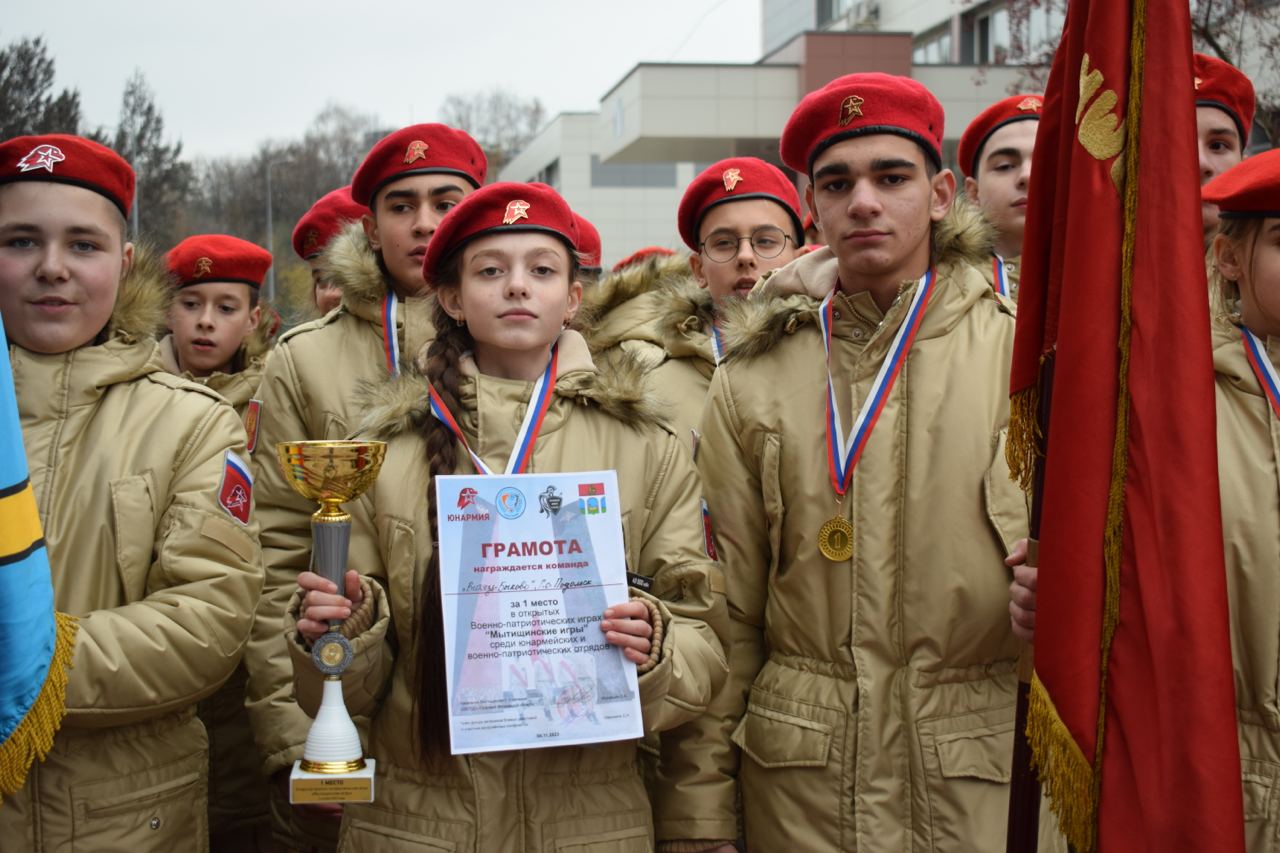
[1241,325,1280,418]
[381,294,401,376]
[427,345,559,475]
[819,269,936,496]
[991,254,1008,297]
[709,321,725,365]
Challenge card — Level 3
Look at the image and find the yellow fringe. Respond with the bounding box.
[0,611,78,802]
[1027,673,1097,852]
[1007,384,1042,492]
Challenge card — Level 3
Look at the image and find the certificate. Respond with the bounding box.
[435,470,644,755]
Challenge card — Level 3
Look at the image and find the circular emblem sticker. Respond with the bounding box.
[496,487,527,519]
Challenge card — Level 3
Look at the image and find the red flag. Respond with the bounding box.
[1008,0,1243,850]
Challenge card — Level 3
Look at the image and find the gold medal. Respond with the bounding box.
[818,516,854,562]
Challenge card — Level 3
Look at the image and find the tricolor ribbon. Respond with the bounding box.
[1241,325,1280,418]
[991,254,1009,297]
[709,321,725,365]
[428,345,559,475]
[381,294,401,376]
[819,269,936,495]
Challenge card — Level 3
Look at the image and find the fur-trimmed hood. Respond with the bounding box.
[319,221,389,309]
[354,329,668,442]
[578,252,694,353]
[719,200,1000,362]
[107,243,171,343]
[651,276,717,365]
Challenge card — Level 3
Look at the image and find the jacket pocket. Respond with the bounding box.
[918,705,1015,853]
[110,474,156,602]
[1243,758,1280,851]
[983,428,1029,555]
[339,816,458,852]
[732,683,850,850]
[71,750,207,853]
[545,810,652,853]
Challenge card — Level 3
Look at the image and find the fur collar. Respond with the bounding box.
[354,330,668,441]
[652,277,716,345]
[579,253,694,351]
[107,243,171,343]
[319,221,389,308]
[720,201,997,361]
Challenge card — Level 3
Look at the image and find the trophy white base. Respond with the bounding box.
[289,759,376,804]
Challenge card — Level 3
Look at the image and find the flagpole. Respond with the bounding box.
[1006,358,1054,853]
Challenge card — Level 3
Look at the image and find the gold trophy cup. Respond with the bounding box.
[276,440,386,804]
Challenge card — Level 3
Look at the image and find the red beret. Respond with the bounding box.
[573,213,603,270]
[166,234,272,289]
[292,185,367,260]
[0,134,135,217]
[612,246,676,273]
[1194,54,1256,147]
[677,157,804,251]
[422,182,578,285]
[781,73,945,175]
[351,124,486,207]
[1201,148,1280,218]
[957,94,1043,178]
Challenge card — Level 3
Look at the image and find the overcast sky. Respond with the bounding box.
[6,0,763,159]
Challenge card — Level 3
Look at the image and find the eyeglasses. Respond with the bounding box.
[700,226,792,263]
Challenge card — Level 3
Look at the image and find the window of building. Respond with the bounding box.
[913,28,953,65]
[590,155,677,188]
[534,159,560,190]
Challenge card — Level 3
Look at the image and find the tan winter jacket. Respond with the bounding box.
[158,317,273,840]
[580,253,717,445]
[282,332,729,852]
[980,252,1022,303]
[0,249,263,853]
[1213,318,1280,851]
[243,222,437,781]
[689,204,1062,851]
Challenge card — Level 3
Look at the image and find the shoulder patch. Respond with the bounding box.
[217,450,253,525]
[701,497,719,561]
[244,399,262,454]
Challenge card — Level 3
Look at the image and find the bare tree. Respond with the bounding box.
[439,89,546,176]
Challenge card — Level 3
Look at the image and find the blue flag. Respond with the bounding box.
[0,324,76,800]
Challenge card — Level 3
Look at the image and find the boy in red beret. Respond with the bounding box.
[959,93,1043,299]
[161,233,275,851]
[0,135,262,852]
[1195,53,1256,239]
[684,74,1061,851]
[243,123,484,852]
[292,185,367,316]
[580,156,804,451]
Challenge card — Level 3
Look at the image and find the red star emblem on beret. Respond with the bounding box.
[722,168,744,192]
[303,230,320,254]
[194,257,214,278]
[404,140,429,164]
[503,199,530,225]
[17,144,66,173]
[1018,96,1043,112]
[839,95,865,127]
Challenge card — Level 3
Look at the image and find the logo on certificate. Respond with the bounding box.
[538,485,563,516]
[496,487,526,519]
[577,482,608,515]
[457,487,479,509]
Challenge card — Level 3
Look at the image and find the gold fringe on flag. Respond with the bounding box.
[1007,383,1042,493]
[0,611,78,802]
[1027,672,1097,852]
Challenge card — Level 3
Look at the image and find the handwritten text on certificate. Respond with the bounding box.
[435,470,643,755]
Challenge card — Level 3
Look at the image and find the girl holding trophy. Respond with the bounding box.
[289,182,732,852]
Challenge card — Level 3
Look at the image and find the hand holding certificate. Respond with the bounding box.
[435,470,645,755]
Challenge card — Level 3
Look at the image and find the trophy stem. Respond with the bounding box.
[299,677,366,773]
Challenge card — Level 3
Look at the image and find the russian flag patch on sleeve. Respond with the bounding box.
[217,450,253,525]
